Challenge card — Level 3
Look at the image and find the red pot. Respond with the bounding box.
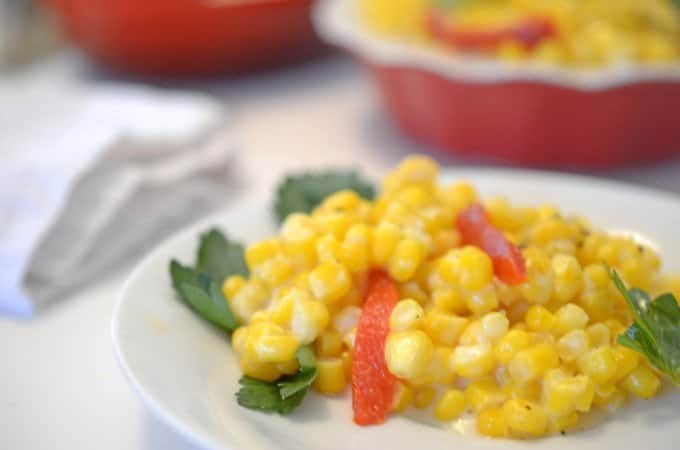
[43,0,325,76]
[315,0,680,168]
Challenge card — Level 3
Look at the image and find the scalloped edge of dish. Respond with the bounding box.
[313,0,680,91]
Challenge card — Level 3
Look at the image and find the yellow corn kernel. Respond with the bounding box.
[543,372,594,416]
[508,344,560,384]
[554,303,589,336]
[414,386,437,409]
[503,399,548,437]
[464,285,499,315]
[313,357,346,395]
[578,347,617,384]
[551,255,584,304]
[452,343,494,378]
[388,238,427,282]
[231,326,249,356]
[341,350,352,380]
[525,305,555,333]
[548,412,579,434]
[222,275,246,300]
[290,294,330,345]
[319,189,361,212]
[432,347,456,385]
[431,229,461,257]
[594,386,628,411]
[459,320,484,346]
[392,382,414,412]
[372,221,402,266]
[604,319,626,343]
[256,256,295,285]
[253,334,299,364]
[342,224,372,273]
[520,248,554,305]
[245,239,281,270]
[434,389,466,421]
[281,214,317,267]
[481,312,509,343]
[612,346,639,382]
[309,260,351,304]
[229,279,270,324]
[494,329,532,365]
[465,379,506,413]
[316,233,343,261]
[385,330,434,380]
[506,300,530,325]
[314,212,353,240]
[399,281,429,306]
[502,380,541,402]
[393,155,438,187]
[458,246,494,291]
[437,250,461,285]
[478,406,508,438]
[621,365,660,399]
[557,329,591,363]
[333,305,361,335]
[277,359,300,375]
[423,311,468,346]
[239,353,280,382]
[315,331,343,357]
[390,299,425,332]
[586,323,611,347]
[432,288,467,314]
[343,327,357,350]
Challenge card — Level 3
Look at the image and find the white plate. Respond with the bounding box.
[113,168,680,450]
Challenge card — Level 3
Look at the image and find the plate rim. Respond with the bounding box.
[111,166,680,450]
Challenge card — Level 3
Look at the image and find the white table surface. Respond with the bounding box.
[2,51,680,450]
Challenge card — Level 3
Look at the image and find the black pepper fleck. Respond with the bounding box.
[525,405,531,410]
[560,431,566,436]
[638,244,645,253]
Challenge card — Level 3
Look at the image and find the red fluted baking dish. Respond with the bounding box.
[43,0,324,76]
[314,0,680,168]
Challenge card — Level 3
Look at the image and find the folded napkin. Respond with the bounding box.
[0,77,237,317]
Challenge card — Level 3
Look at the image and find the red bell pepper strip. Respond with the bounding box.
[426,9,556,51]
[457,203,526,285]
[352,270,399,425]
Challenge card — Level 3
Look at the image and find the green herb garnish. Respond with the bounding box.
[274,171,375,223]
[610,268,680,385]
[169,228,246,333]
[236,346,318,414]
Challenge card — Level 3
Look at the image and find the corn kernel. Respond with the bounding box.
[578,347,617,384]
[547,412,579,434]
[621,365,660,399]
[316,233,343,261]
[432,288,467,314]
[552,255,584,304]
[525,305,555,333]
[478,406,508,438]
[333,305,361,335]
[502,380,541,402]
[222,275,246,300]
[520,249,554,305]
[290,295,330,344]
[423,311,468,346]
[459,320,484,346]
[434,389,466,421]
[315,331,343,357]
[465,379,506,412]
[554,303,589,336]
[389,238,427,282]
[341,350,352,379]
[612,346,639,382]
[494,329,532,364]
[309,260,351,304]
[390,299,425,332]
[481,312,509,343]
[231,326,249,355]
[431,229,461,257]
[464,285,499,315]
[385,330,434,380]
[256,256,295,285]
[392,382,414,412]
[593,387,628,411]
[239,353,280,382]
[503,399,548,437]
[373,221,402,267]
[586,323,611,347]
[313,357,346,395]
[229,280,270,324]
[253,334,299,364]
[557,329,591,363]
[245,239,281,270]
[509,344,559,384]
[458,246,494,291]
[414,386,437,409]
[399,281,429,306]
[543,372,594,415]
[343,327,357,350]
[342,224,372,273]
[452,343,494,378]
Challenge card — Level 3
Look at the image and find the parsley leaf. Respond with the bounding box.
[197,229,248,282]
[610,268,680,385]
[169,229,246,333]
[236,346,318,414]
[274,171,375,223]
